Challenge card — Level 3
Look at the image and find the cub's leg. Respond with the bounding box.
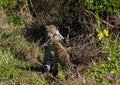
[51,56,58,77]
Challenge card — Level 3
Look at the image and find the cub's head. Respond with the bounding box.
[45,25,65,43]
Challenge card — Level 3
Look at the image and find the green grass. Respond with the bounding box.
[0,29,45,85]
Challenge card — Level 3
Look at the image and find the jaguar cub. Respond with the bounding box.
[42,25,80,77]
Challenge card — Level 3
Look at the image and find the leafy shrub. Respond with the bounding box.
[0,0,21,8]
[84,0,120,14]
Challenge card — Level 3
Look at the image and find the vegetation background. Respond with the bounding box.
[0,0,120,85]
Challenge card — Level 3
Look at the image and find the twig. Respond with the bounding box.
[40,40,49,49]
[99,18,114,28]
[29,0,38,18]
[85,10,120,29]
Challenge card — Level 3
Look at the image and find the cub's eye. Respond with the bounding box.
[53,34,57,37]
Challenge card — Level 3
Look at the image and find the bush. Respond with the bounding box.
[84,0,120,14]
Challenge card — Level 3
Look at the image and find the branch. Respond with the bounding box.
[85,10,120,29]
[40,40,49,49]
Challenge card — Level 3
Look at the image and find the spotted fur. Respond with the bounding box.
[42,25,80,77]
